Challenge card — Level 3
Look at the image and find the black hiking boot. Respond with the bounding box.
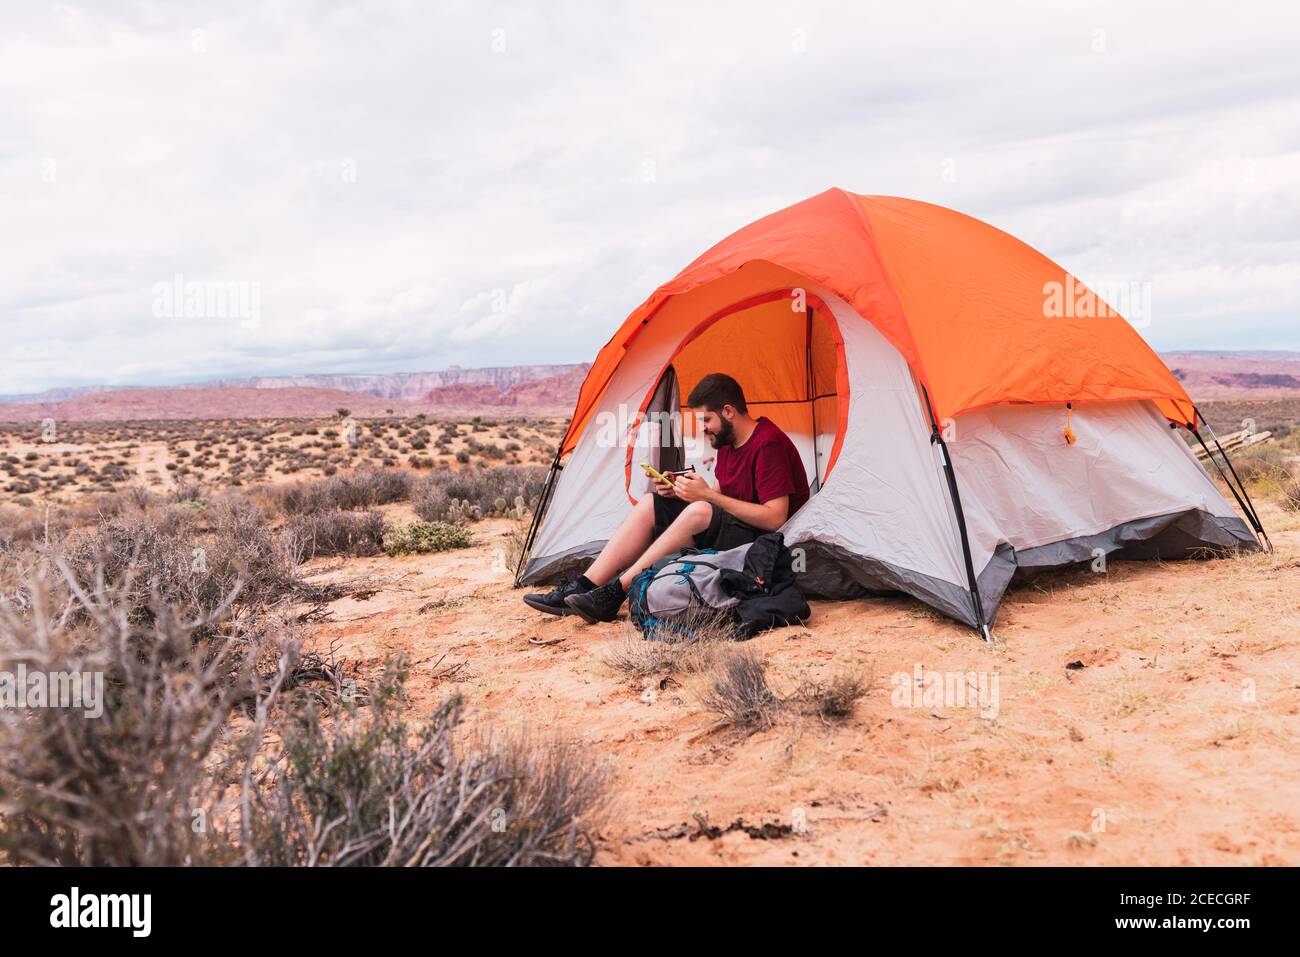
[522,578,588,616]
[564,579,627,624]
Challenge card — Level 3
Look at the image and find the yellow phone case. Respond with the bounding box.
[640,462,672,486]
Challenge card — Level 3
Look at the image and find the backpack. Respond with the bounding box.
[627,532,811,642]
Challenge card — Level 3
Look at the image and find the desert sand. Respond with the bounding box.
[297,499,1300,866]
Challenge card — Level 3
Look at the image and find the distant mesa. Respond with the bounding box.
[0,363,591,422]
[1159,352,1300,400]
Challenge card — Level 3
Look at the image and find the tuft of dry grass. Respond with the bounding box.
[637,602,743,645]
[793,670,872,723]
[1228,442,1288,484]
[500,516,529,575]
[1102,675,1166,720]
[1279,470,1300,512]
[604,635,728,680]
[1065,831,1099,848]
[697,648,872,732]
[604,609,739,680]
[701,648,781,730]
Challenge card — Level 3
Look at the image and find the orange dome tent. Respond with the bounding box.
[519,189,1264,637]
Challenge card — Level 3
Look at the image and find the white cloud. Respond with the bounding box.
[1,0,1298,394]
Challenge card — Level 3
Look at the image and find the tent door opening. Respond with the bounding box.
[628,291,847,502]
[644,363,684,476]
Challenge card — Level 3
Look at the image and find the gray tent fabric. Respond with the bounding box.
[792,507,1255,629]
[1008,507,1255,571]
[789,539,987,627]
[521,540,605,585]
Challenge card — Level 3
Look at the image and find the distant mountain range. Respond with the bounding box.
[0,363,584,405]
[0,363,589,422]
[1162,351,1300,398]
[1,352,1298,422]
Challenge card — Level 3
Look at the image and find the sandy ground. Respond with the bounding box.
[297,501,1300,866]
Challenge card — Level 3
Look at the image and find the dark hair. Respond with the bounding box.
[687,372,747,414]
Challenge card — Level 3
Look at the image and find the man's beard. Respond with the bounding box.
[705,418,735,449]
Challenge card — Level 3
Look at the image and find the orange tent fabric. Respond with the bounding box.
[561,189,1193,454]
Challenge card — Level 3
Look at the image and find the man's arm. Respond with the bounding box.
[671,472,788,530]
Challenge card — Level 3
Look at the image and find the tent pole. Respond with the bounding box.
[514,446,562,586]
[932,429,991,641]
[806,305,821,487]
[1188,409,1271,553]
[919,385,990,640]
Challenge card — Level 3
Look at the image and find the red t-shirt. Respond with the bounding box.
[714,417,810,517]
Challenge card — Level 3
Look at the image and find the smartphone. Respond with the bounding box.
[641,463,695,485]
[640,462,672,486]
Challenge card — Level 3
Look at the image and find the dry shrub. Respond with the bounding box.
[1279,470,1300,512]
[411,479,451,523]
[284,509,387,560]
[701,648,781,730]
[501,516,529,573]
[412,465,547,522]
[279,642,355,705]
[0,506,70,550]
[604,609,738,680]
[246,661,612,866]
[56,493,300,635]
[3,484,169,553]
[167,481,208,505]
[1228,443,1288,486]
[274,469,412,515]
[793,670,872,723]
[355,469,412,506]
[0,564,295,866]
[1,563,612,868]
[74,485,158,520]
[699,649,870,730]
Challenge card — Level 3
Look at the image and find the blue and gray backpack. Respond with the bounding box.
[627,532,810,642]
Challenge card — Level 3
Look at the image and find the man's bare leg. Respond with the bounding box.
[582,494,657,586]
[565,500,713,624]
[616,500,711,589]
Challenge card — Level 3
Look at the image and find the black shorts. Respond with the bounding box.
[652,494,765,552]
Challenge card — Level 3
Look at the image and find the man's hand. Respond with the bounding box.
[651,476,675,497]
[671,472,714,504]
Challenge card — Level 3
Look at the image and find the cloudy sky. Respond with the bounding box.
[2,0,1298,395]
